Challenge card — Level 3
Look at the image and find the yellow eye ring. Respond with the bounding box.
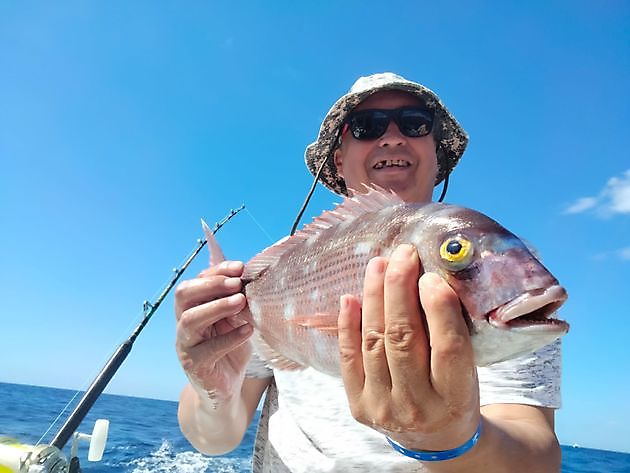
[440,236,473,267]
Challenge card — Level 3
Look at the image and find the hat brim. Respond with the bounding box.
[305,80,468,196]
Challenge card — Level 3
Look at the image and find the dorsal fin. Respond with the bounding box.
[242,235,295,281]
[243,185,404,281]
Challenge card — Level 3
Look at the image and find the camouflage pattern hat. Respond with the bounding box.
[305,72,469,196]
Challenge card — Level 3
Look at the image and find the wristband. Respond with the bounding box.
[386,420,482,462]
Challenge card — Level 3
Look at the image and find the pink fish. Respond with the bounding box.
[204,188,569,376]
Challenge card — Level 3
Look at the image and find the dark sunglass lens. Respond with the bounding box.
[350,111,389,140]
[399,109,433,137]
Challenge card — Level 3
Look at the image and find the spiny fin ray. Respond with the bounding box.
[202,219,225,267]
[243,186,403,281]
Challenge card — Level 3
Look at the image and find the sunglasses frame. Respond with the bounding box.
[345,107,435,141]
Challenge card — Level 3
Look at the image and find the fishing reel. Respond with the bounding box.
[0,419,109,473]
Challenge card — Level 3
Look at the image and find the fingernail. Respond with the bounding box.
[224,277,242,290]
[393,244,416,259]
[227,261,244,271]
[226,293,244,305]
[238,323,252,335]
[218,261,241,271]
[367,257,387,274]
[420,272,442,289]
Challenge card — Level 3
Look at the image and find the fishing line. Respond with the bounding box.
[36,283,181,446]
[36,393,84,447]
[36,206,245,450]
[36,305,158,446]
[244,207,276,244]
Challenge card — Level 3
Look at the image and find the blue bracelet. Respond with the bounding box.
[386,420,482,462]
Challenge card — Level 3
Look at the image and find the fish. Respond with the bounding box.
[203,187,569,376]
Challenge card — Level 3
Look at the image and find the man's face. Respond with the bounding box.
[334,91,438,203]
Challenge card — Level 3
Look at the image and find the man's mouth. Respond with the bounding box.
[373,159,412,170]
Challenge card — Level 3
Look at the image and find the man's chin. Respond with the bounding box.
[395,189,430,203]
[369,178,429,203]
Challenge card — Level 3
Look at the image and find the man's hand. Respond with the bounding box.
[338,244,480,451]
[175,261,253,404]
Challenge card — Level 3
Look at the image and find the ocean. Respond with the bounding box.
[1,382,628,473]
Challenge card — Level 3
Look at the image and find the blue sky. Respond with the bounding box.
[1,0,628,454]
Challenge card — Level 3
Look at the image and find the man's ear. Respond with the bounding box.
[333,148,344,178]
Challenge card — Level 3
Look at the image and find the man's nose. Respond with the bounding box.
[378,121,405,147]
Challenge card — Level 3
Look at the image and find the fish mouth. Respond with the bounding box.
[487,285,569,332]
[373,159,412,170]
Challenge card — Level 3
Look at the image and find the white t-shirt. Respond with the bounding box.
[246,339,561,473]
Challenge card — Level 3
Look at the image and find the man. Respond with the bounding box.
[175,73,562,472]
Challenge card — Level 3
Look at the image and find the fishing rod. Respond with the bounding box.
[0,206,244,473]
[51,205,245,450]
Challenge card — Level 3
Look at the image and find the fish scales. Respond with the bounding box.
[204,187,569,377]
[246,205,414,374]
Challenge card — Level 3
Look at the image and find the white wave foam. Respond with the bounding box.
[128,440,249,473]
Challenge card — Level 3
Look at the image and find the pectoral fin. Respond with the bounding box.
[290,314,339,337]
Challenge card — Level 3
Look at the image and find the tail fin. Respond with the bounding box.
[201,219,226,267]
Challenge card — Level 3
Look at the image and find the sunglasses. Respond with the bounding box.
[345,107,434,141]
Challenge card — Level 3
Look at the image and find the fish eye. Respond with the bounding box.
[439,235,474,269]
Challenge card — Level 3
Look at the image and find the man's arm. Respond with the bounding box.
[423,405,560,472]
[174,260,271,455]
[178,377,271,455]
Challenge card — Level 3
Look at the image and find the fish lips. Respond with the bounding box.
[486,285,569,333]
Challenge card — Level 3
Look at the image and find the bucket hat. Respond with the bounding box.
[305,72,469,196]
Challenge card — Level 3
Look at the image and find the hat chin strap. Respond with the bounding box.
[437,173,449,202]
[292,146,449,236]
[436,143,449,203]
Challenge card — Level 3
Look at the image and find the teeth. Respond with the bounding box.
[373,160,411,169]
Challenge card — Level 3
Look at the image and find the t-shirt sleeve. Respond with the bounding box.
[478,339,562,408]
[245,351,274,379]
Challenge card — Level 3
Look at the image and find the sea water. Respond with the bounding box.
[1,382,628,472]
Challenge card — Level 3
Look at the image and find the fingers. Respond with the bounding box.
[419,272,475,394]
[179,322,253,393]
[340,246,479,442]
[338,294,365,402]
[175,261,244,320]
[360,257,392,391]
[198,260,244,278]
[175,260,249,349]
[176,276,243,317]
[178,293,247,347]
[188,322,253,365]
[383,245,430,389]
